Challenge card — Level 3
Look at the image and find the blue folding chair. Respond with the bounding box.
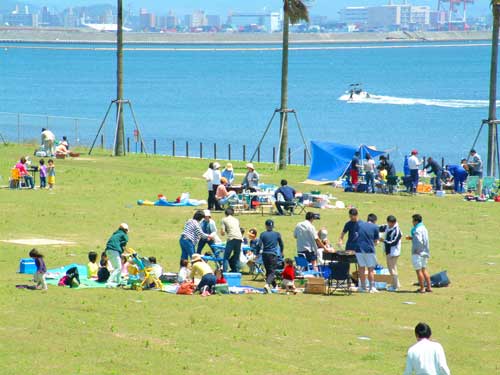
[202,245,225,270]
[295,255,322,277]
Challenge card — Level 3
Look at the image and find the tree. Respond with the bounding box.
[487,0,500,176]
[278,0,309,169]
[114,0,125,156]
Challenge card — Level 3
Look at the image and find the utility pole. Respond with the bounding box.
[487,1,499,176]
[114,0,125,156]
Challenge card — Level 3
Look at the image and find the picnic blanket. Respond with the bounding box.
[137,199,206,207]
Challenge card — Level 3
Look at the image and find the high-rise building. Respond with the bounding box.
[191,10,207,28]
[228,12,281,32]
[207,15,221,29]
[139,8,156,30]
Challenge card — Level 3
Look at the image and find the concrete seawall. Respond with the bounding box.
[0,28,492,45]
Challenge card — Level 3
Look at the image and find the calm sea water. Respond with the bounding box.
[0,41,494,167]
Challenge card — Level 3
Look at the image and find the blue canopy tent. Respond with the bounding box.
[306,141,387,184]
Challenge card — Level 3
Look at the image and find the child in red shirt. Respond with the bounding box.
[215,269,227,284]
[281,258,297,294]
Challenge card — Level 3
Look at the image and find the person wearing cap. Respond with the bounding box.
[274,179,297,216]
[242,163,260,192]
[258,219,284,293]
[468,149,483,178]
[211,162,222,210]
[189,254,216,293]
[197,210,221,254]
[41,128,55,156]
[221,163,234,186]
[180,210,212,262]
[408,150,422,194]
[220,207,243,273]
[294,212,324,271]
[104,223,129,286]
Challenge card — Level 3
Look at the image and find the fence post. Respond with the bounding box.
[257,147,260,162]
[288,148,291,165]
[273,147,276,164]
[304,148,307,166]
[127,137,130,153]
[243,145,246,161]
[200,142,203,158]
[186,141,189,158]
[228,144,231,160]
[154,139,157,155]
[172,140,176,157]
[17,113,20,143]
[100,134,104,149]
[214,143,217,160]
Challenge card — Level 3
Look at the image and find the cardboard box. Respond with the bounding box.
[373,274,393,284]
[305,277,326,294]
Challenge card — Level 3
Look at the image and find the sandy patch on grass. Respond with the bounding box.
[1,238,75,246]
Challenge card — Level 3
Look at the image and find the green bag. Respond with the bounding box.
[214,283,229,294]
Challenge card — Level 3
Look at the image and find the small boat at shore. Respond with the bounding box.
[347,83,370,101]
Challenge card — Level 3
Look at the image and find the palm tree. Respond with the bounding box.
[114,0,125,156]
[278,0,309,169]
[487,0,500,176]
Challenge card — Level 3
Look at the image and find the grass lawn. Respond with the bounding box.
[0,143,499,374]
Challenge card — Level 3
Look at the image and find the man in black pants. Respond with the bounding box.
[424,157,443,192]
[258,219,284,293]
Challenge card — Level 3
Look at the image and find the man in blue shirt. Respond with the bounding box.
[259,219,284,293]
[356,214,380,293]
[447,163,468,193]
[338,208,360,253]
[274,179,296,216]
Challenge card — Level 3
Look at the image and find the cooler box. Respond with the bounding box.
[19,258,37,274]
[223,272,242,287]
[417,183,432,193]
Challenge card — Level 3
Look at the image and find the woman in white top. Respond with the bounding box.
[364,153,376,193]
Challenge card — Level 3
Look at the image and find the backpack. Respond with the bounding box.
[430,271,450,288]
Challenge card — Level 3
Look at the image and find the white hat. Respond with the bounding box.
[213,162,220,169]
[246,163,254,170]
[191,253,202,262]
[203,209,211,217]
[119,223,129,232]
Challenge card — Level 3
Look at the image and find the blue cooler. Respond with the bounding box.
[19,258,37,274]
[223,272,242,287]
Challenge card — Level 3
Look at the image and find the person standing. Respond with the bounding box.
[180,210,211,262]
[406,214,432,294]
[294,212,323,271]
[258,219,284,293]
[221,163,234,186]
[202,162,215,210]
[364,153,376,193]
[211,162,222,211]
[424,157,444,192]
[242,163,260,191]
[274,179,296,215]
[105,223,129,287]
[338,208,361,254]
[408,150,422,194]
[350,151,361,186]
[379,215,402,291]
[446,163,468,193]
[355,213,380,293]
[220,207,243,273]
[403,323,450,375]
[196,210,220,254]
[468,149,483,178]
[41,128,55,156]
[380,155,397,193]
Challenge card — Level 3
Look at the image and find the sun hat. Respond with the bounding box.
[191,254,202,262]
[120,223,129,232]
[265,219,274,228]
[246,163,254,170]
[225,163,233,171]
[213,162,220,169]
[203,209,211,217]
[411,150,418,155]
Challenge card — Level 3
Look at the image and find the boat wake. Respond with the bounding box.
[338,94,494,108]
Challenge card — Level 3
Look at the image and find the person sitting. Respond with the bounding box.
[215,177,238,206]
[190,253,216,294]
[274,179,296,216]
[148,256,163,279]
[178,259,191,283]
[15,156,34,189]
[242,163,259,191]
[197,210,221,254]
[215,269,227,284]
[221,163,234,186]
[55,142,69,158]
[60,136,70,150]
[87,251,99,280]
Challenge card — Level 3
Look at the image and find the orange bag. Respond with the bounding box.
[177,281,195,295]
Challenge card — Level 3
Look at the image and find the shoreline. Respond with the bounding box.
[0,28,491,45]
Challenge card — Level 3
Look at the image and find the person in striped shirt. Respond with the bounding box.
[179,210,212,263]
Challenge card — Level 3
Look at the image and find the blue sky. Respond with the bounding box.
[29,0,489,17]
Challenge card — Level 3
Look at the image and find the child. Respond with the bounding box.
[29,248,47,290]
[178,259,191,283]
[148,256,163,279]
[39,159,47,189]
[47,159,55,189]
[87,251,99,280]
[97,252,112,283]
[215,268,227,284]
[121,255,129,278]
[406,214,431,293]
[281,258,297,294]
[379,215,402,291]
[318,228,334,264]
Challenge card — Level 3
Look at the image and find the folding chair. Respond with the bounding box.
[249,255,266,281]
[295,255,321,277]
[293,198,306,215]
[386,175,399,194]
[482,176,497,196]
[466,176,479,193]
[9,168,21,189]
[202,246,225,270]
[327,261,352,295]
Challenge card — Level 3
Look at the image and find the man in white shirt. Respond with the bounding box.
[294,212,324,270]
[404,322,450,375]
[41,128,55,156]
[408,150,422,194]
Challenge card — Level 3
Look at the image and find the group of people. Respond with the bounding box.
[13,156,55,190]
[349,152,397,193]
[40,128,70,157]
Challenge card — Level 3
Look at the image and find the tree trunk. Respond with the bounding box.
[487,6,499,177]
[114,0,125,156]
[279,10,290,170]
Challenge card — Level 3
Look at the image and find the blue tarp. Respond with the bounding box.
[307,141,386,182]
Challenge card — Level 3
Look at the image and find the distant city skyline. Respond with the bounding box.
[24,0,489,18]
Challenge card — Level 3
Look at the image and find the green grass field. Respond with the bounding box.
[0,144,499,375]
